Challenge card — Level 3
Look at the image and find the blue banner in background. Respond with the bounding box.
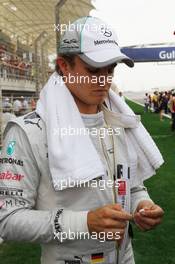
[121,47,175,62]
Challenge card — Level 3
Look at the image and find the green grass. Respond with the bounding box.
[0,100,174,264]
[0,242,40,264]
[127,100,175,264]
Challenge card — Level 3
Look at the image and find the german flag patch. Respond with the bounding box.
[91,253,104,263]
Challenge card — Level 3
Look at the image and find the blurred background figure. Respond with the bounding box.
[30,97,36,111]
[13,97,22,116]
[2,97,12,112]
[158,92,169,121]
[20,96,29,115]
[152,91,159,113]
[169,93,175,131]
[144,93,150,112]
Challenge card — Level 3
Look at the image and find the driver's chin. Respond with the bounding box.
[89,97,106,105]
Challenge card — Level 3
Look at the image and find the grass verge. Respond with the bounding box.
[128,100,175,264]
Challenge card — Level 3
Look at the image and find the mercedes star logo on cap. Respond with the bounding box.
[100,26,112,37]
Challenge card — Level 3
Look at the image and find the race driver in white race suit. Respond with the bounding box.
[0,16,164,264]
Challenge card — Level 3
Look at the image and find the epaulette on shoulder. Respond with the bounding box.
[7,111,44,137]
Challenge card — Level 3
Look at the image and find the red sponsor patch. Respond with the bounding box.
[0,171,24,181]
[118,180,126,195]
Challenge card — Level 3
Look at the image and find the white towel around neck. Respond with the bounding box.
[106,89,164,169]
[36,72,164,190]
[36,72,105,190]
[105,90,164,186]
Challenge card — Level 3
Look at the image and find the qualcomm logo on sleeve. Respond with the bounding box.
[6,141,16,156]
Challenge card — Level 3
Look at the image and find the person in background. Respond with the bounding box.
[169,93,175,131]
[144,93,149,113]
[2,97,12,112]
[158,93,165,121]
[148,94,152,110]
[13,97,22,116]
[152,91,159,113]
[30,97,36,111]
[164,91,169,115]
[20,96,29,115]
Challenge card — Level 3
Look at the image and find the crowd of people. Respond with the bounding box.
[0,44,35,81]
[1,96,37,140]
[144,90,175,131]
[2,96,36,116]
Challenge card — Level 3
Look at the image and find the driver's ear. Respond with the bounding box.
[56,57,69,76]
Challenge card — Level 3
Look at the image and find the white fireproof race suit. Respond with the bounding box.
[0,108,153,264]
